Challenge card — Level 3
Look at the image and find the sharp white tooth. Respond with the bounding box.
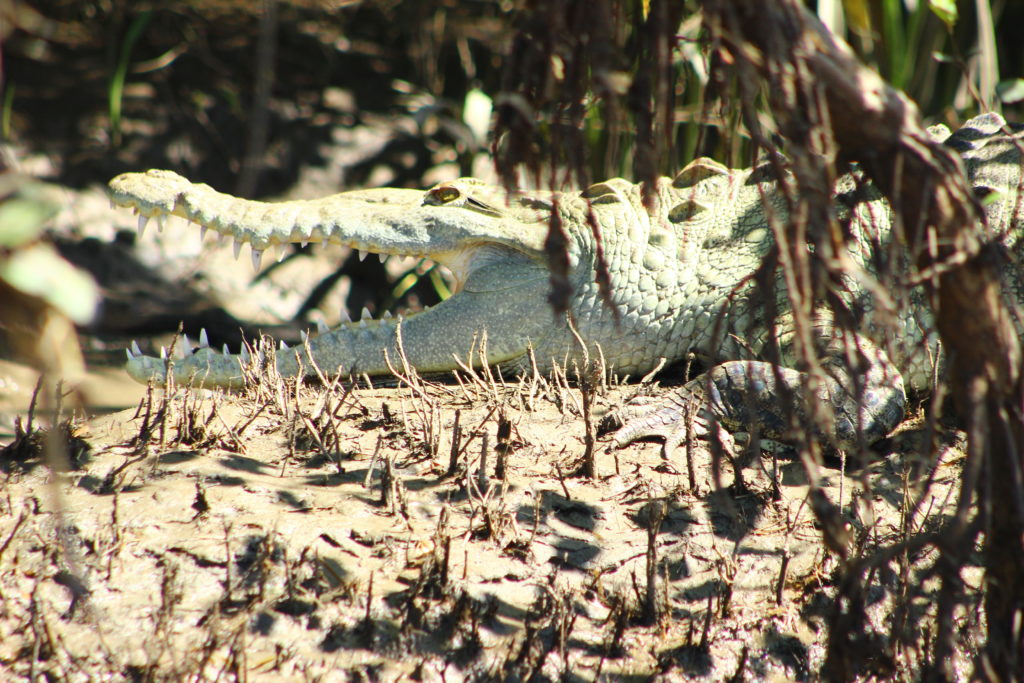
[382,311,393,319]
[280,340,289,350]
[131,340,143,356]
[137,214,149,237]
[300,240,309,249]
[360,307,372,321]
[199,329,210,348]
[200,226,209,242]
[276,243,287,262]
[316,320,329,334]
[340,310,352,323]
[180,334,192,357]
[157,215,166,232]
[301,330,309,343]
[233,240,243,260]
[251,248,263,271]
[358,249,368,262]
[240,346,251,362]
[222,344,229,355]
[359,319,368,329]
[160,346,167,359]
[378,253,388,264]
[126,348,134,360]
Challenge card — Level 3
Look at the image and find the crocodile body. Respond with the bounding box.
[109,113,1023,451]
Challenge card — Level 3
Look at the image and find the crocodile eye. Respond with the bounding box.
[431,185,462,203]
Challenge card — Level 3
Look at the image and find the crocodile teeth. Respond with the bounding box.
[137,215,149,238]
[360,307,372,321]
[198,329,210,348]
[160,346,167,359]
[157,215,166,232]
[276,244,287,262]
[300,240,309,249]
[222,344,229,354]
[131,340,143,356]
[339,310,351,323]
[125,348,134,360]
[280,340,289,350]
[301,330,309,343]
[358,249,368,262]
[200,226,209,242]
[252,248,263,271]
[378,253,388,264]
[382,311,393,319]
[240,346,251,362]
[179,334,192,357]
[233,240,243,260]
[316,320,329,334]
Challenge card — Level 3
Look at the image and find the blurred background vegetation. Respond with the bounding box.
[0,0,1021,363]
[2,0,1021,194]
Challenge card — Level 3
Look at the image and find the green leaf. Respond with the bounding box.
[997,78,1024,104]
[928,0,958,29]
[981,189,1006,207]
[0,198,56,247]
[0,244,99,324]
[463,88,493,144]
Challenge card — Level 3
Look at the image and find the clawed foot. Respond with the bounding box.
[601,383,736,458]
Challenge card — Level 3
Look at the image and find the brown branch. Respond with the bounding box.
[701,0,1023,678]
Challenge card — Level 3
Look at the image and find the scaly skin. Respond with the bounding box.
[109,114,1024,451]
[109,169,753,388]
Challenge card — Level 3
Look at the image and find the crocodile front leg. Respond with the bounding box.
[607,334,906,453]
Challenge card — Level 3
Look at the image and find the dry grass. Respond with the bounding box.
[0,347,979,680]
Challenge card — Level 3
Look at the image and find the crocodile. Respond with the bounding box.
[108,113,1024,452]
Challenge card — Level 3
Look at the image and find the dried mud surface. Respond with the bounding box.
[0,138,980,683]
[0,361,971,681]
[0,7,991,679]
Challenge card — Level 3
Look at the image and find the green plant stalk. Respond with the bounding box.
[2,82,14,140]
[109,11,152,146]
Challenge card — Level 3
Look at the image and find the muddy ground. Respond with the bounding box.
[0,263,975,681]
[0,5,985,679]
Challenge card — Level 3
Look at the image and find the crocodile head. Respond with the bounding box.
[109,171,581,387]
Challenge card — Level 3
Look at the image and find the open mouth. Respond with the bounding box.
[110,169,549,383]
[378,254,456,307]
[119,205,470,359]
